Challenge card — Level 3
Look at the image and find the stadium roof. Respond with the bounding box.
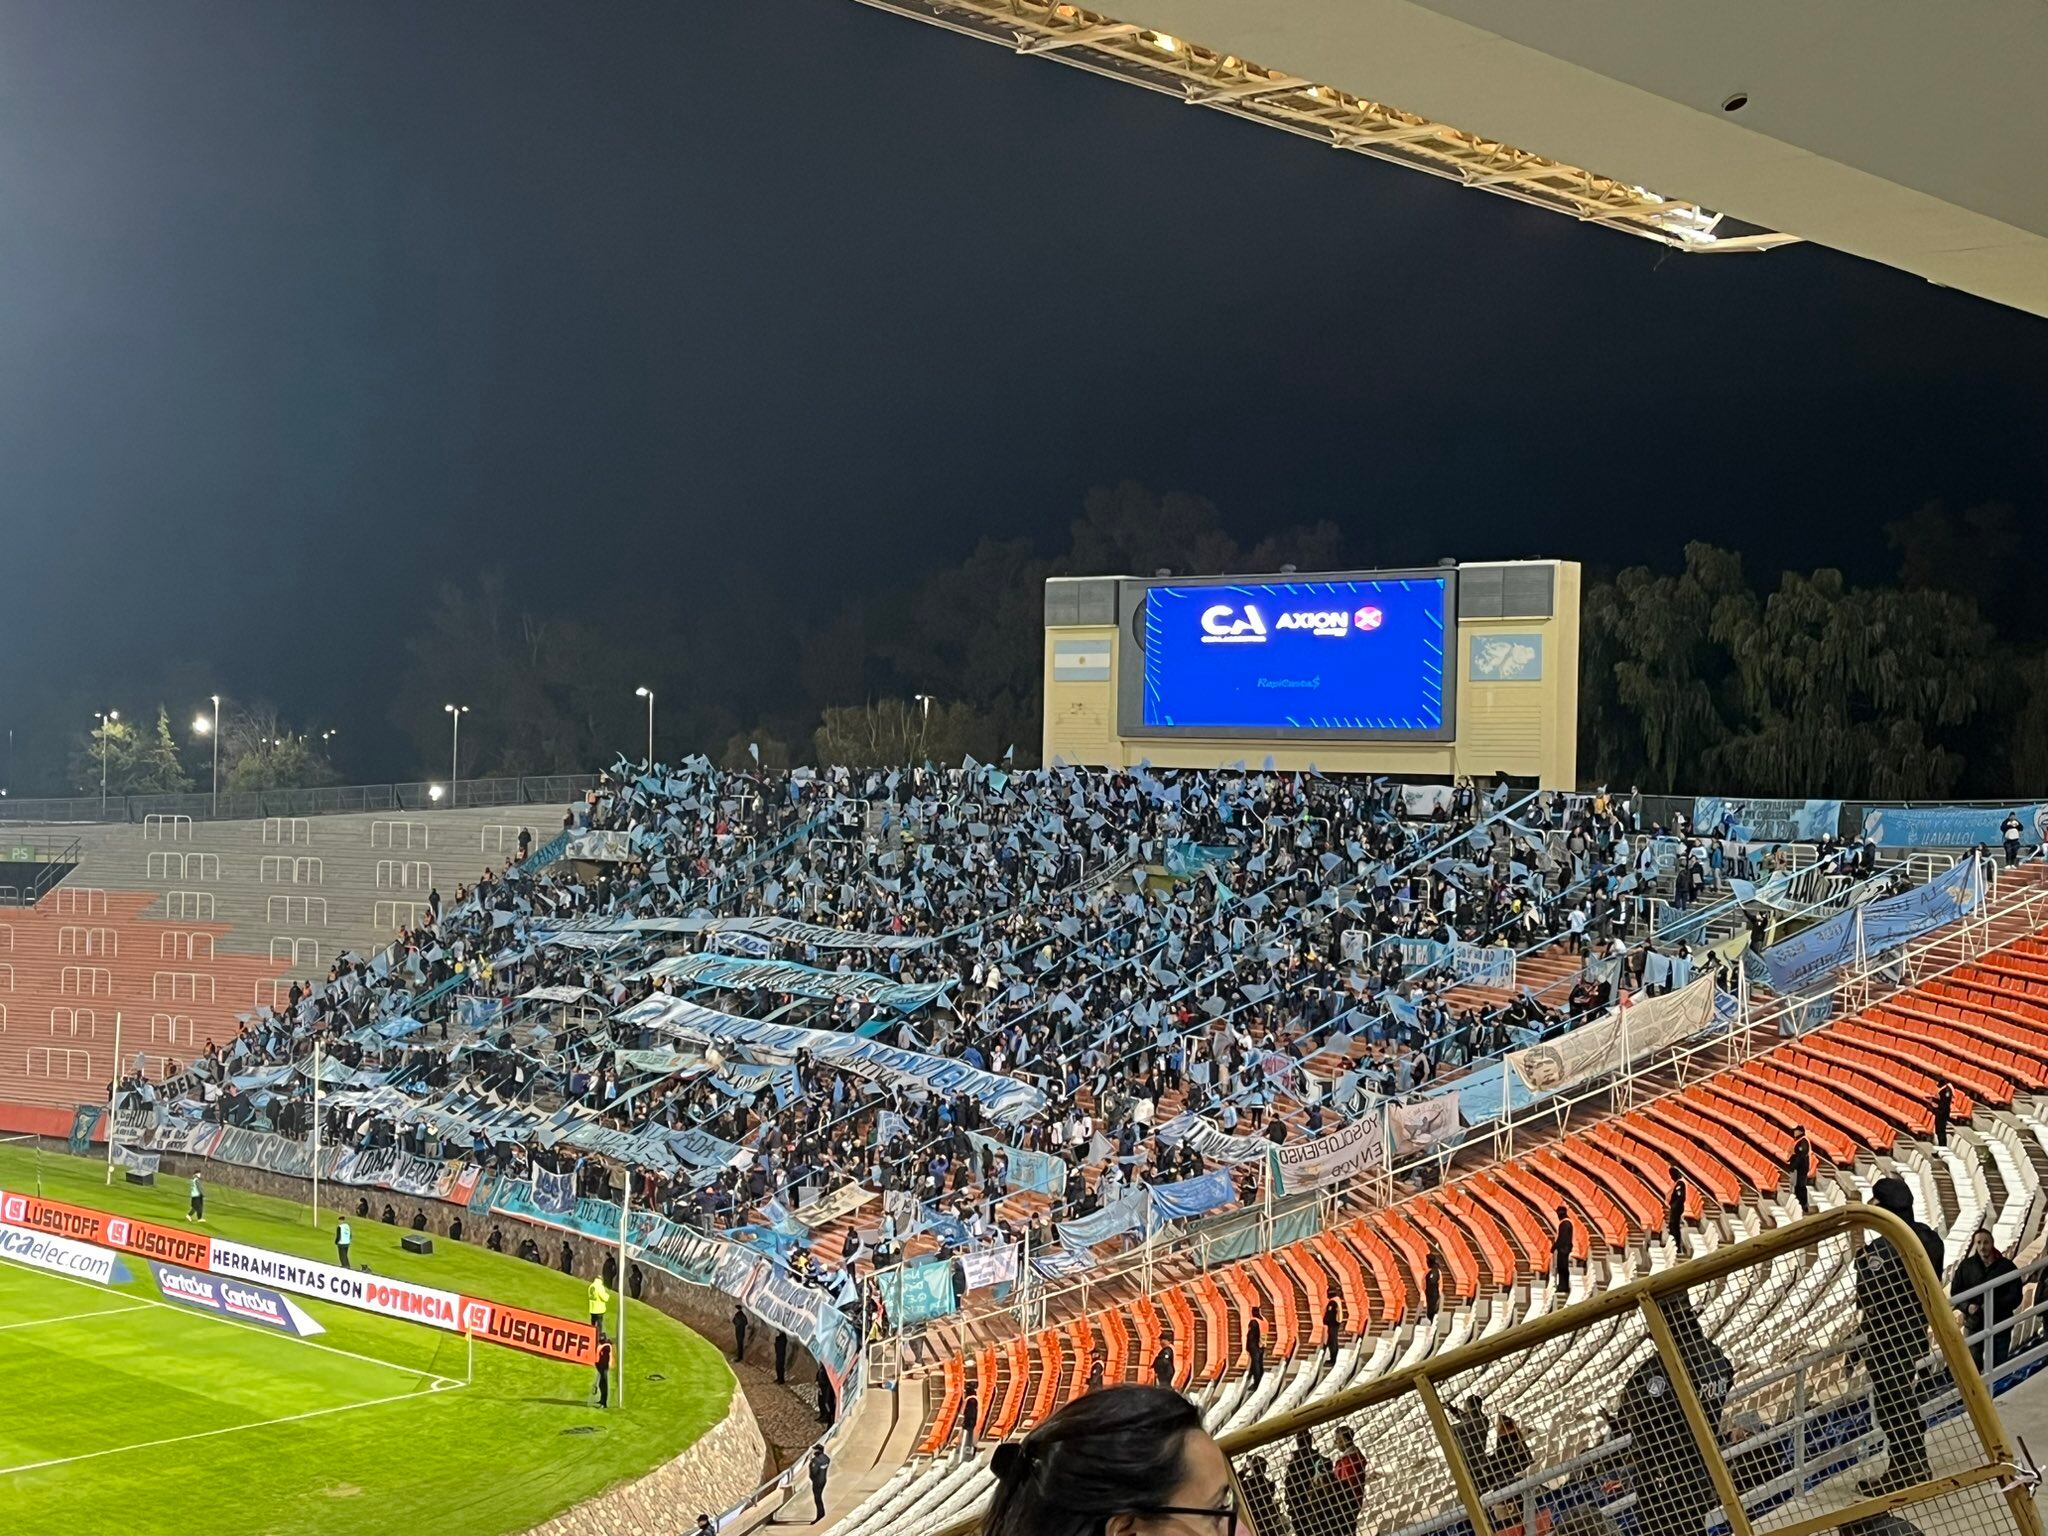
[853,0,2048,319]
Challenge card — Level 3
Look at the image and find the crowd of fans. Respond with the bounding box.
[124,759,1874,1332]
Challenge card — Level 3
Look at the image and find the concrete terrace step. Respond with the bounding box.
[31,805,576,976]
[0,805,581,1110]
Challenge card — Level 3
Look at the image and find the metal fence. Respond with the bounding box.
[0,773,599,825]
[939,1205,2042,1536]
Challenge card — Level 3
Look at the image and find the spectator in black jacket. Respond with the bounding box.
[1951,1228,2022,1374]
[1856,1175,1945,1494]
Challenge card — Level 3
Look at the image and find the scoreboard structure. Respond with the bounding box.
[1042,560,1580,787]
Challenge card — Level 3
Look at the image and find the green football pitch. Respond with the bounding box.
[0,1144,733,1536]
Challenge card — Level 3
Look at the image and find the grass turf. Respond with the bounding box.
[0,1144,733,1536]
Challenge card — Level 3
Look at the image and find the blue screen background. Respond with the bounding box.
[1140,578,1448,731]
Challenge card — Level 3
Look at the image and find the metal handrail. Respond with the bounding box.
[928,1204,2035,1536]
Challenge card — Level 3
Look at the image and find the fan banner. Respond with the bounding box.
[1390,1093,1462,1157]
[1271,1113,1383,1194]
[1693,796,1844,842]
[1506,976,1717,1100]
[959,1243,1020,1291]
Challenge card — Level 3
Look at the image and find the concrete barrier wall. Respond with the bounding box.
[524,1382,767,1536]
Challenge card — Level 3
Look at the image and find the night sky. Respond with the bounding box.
[4,0,2046,781]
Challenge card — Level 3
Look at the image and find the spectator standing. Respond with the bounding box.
[1856,1176,1945,1493]
[807,1443,831,1523]
[1551,1206,1575,1296]
[1332,1425,1372,1529]
[1153,1335,1176,1389]
[959,1384,980,1459]
[1951,1228,2022,1374]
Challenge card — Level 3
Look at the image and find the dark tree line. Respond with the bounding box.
[385,493,2045,798]
[1582,510,2045,797]
[9,488,2035,800]
[388,481,1345,776]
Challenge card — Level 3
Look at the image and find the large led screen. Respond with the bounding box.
[1126,575,1453,739]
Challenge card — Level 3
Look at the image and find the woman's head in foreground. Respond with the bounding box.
[982,1385,1239,1536]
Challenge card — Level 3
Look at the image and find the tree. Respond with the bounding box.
[66,706,194,796]
[1705,570,1990,797]
[131,707,196,794]
[1886,501,2031,638]
[2005,652,2048,792]
[813,700,921,769]
[836,485,1349,771]
[219,703,341,791]
[68,715,140,796]
[392,570,674,777]
[1578,543,1747,792]
[1064,481,1243,578]
[811,697,995,769]
[721,731,792,774]
[1581,545,1998,798]
[224,734,342,792]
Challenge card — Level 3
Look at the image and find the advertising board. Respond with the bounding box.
[1120,572,1456,740]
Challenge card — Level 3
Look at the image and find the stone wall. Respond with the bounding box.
[523,1383,768,1536]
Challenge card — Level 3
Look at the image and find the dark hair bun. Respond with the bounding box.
[990,1442,1030,1482]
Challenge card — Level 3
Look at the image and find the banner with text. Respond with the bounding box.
[151,1260,325,1336]
[1693,797,1844,843]
[1270,1113,1383,1194]
[1860,803,2047,849]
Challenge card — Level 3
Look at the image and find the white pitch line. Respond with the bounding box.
[0,1302,152,1333]
[0,1379,465,1477]
[0,1252,462,1389]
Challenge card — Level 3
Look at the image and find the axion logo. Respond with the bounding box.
[1275,610,1351,637]
[1354,605,1384,631]
[1199,604,1266,644]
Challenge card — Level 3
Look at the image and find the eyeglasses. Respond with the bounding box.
[1138,1492,1241,1533]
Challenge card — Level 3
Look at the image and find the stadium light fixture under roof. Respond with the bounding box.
[850,0,1800,255]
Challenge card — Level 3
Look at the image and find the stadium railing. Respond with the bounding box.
[935,1204,2045,1536]
[1379,855,2046,1189]
[891,854,2047,1364]
[0,773,600,825]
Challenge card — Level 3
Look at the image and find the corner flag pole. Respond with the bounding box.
[106,1011,122,1186]
[616,1173,631,1408]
